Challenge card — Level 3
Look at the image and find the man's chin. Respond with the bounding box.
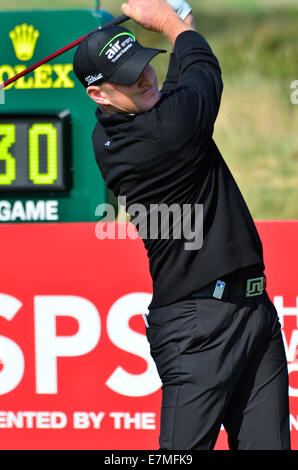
[137,91,161,113]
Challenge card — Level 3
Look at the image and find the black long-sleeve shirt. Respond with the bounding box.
[92,30,265,310]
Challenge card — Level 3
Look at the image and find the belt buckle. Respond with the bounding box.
[246,276,265,297]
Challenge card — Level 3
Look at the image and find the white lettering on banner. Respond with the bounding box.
[274,296,298,398]
[0,411,67,429]
[34,296,101,394]
[274,296,298,328]
[106,293,162,397]
[109,412,156,430]
[282,330,298,363]
[0,200,58,221]
[0,294,24,394]
[290,415,298,431]
[73,412,105,429]
[0,293,161,397]
[0,410,156,430]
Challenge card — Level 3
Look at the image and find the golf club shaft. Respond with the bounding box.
[1,13,129,89]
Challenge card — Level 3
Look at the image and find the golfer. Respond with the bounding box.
[73,0,291,450]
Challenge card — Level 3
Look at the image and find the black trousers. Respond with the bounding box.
[146,291,291,450]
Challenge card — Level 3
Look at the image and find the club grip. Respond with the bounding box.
[100,14,130,29]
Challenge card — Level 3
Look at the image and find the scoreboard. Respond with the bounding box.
[0,9,116,222]
[0,112,71,192]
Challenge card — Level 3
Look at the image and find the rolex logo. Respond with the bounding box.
[9,24,39,61]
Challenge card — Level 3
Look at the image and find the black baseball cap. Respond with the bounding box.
[73,25,166,88]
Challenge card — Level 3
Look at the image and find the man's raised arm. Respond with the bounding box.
[121,0,195,46]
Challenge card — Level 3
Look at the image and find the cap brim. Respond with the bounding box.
[106,47,166,86]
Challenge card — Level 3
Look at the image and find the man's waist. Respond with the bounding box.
[190,266,266,300]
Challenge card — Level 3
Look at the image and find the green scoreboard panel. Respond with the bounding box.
[0,9,116,223]
[0,112,71,191]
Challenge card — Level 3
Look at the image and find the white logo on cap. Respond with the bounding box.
[106,37,134,64]
[85,73,104,85]
[100,33,136,65]
[106,40,122,60]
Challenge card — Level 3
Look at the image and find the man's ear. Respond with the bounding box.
[86,86,110,105]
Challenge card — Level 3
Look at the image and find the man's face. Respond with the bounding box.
[88,64,161,114]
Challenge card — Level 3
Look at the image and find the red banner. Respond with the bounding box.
[0,221,297,450]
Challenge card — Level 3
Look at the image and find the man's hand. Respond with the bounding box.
[121,0,177,33]
[121,0,195,45]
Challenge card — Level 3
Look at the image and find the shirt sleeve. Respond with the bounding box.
[160,52,179,93]
[156,30,223,160]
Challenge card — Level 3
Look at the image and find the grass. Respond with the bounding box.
[1,0,297,219]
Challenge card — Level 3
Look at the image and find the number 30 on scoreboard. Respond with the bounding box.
[0,111,71,191]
